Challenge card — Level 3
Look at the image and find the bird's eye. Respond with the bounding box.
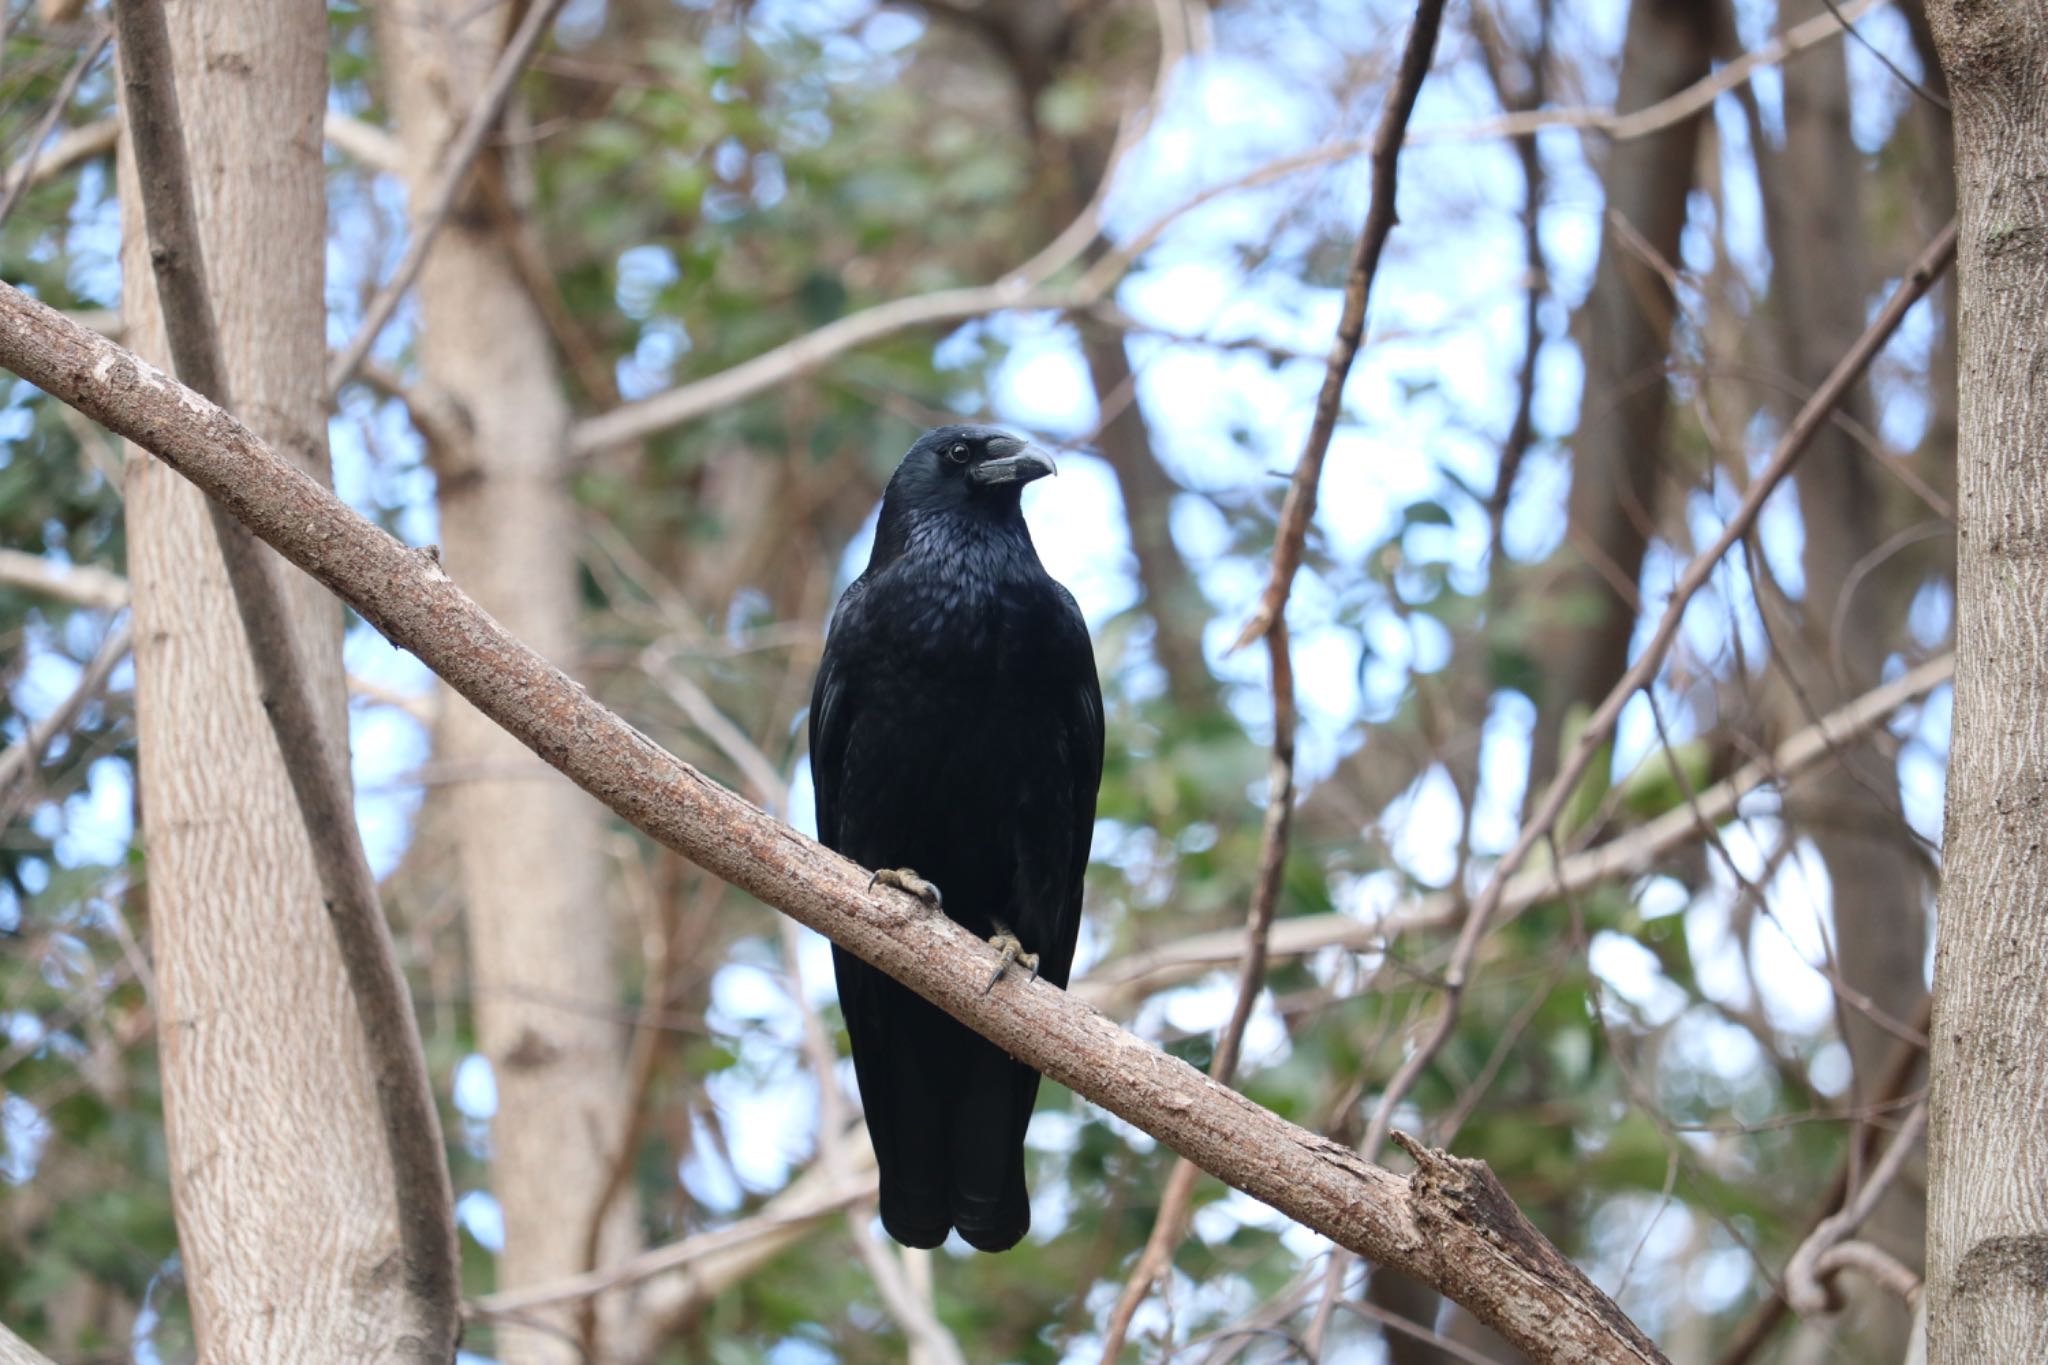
[946,443,970,464]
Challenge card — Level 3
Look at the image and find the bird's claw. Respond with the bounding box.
[984,931,1039,993]
[868,867,943,910]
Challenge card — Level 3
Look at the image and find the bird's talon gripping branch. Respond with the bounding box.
[984,931,1039,993]
[868,867,943,910]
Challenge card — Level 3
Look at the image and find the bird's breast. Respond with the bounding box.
[830,571,1080,935]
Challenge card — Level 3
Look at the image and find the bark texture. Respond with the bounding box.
[0,288,1672,1365]
[1924,3,2048,1360]
[370,3,633,1359]
[115,5,424,1359]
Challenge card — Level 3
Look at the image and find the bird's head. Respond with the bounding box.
[881,426,1058,520]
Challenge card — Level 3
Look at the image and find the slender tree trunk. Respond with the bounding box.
[116,4,427,1357]
[1077,322,1220,715]
[1527,0,1714,793]
[1761,12,1929,1355]
[1923,4,2048,1360]
[371,3,634,1359]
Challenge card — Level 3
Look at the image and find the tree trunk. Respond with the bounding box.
[1924,3,2048,1361]
[1077,321,1220,715]
[371,3,634,1359]
[1760,10,1929,1355]
[116,3,426,1357]
[1527,0,1714,793]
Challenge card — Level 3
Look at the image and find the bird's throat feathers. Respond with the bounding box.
[866,499,1044,586]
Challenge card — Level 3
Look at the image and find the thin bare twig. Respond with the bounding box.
[573,283,1089,455]
[784,919,967,1365]
[111,0,459,1352]
[0,621,129,825]
[1340,1296,1512,1365]
[1407,0,1892,145]
[0,23,107,232]
[324,0,570,398]
[1076,651,1952,1009]
[1816,0,1948,112]
[1094,621,1297,1361]
[1105,6,1445,1345]
[1784,1103,1927,1314]
[473,1174,879,1317]
[0,283,1672,1365]
[1229,0,1448,653]
[1357,222,1958,1170]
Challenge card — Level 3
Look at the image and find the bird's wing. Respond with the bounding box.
[808,575,868,848]
[1041,582,1104,989]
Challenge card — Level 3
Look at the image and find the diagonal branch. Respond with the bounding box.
[0,281,1670,1365]
[572,284,1087,455]
[0,621,129,827]
[111,0,459,1351]
[0,545,129,609]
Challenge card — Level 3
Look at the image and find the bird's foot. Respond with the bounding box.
[868,867,943,911]
[983,927,1039,993]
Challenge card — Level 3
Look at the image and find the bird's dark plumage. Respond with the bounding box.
[811,425,1103,1252]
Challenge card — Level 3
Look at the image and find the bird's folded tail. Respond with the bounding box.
[874,1005,954,1250]
[944,1036,1042,1253]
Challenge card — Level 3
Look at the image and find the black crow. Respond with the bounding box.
[810,425,1104,1252]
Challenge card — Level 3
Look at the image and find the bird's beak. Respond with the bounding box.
[968,437,1058,488]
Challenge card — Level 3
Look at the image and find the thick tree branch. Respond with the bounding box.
[0,546,129,608]
[112,0,460,1351]
[0,1322,57,1365]
[0,284,1667,1365]
[0,116,117,199]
